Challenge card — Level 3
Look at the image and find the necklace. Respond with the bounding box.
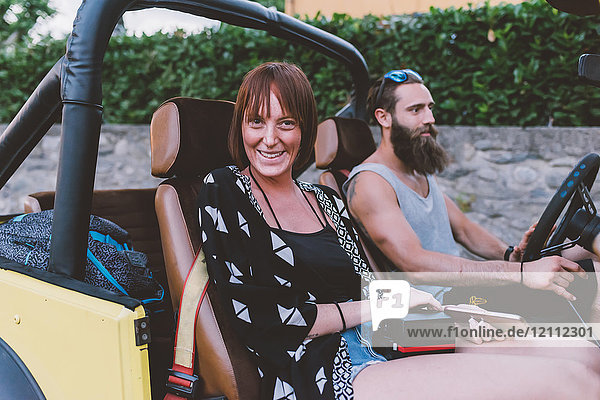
[248,166,325,230]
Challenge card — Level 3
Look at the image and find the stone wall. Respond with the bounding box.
[0,123,598,248]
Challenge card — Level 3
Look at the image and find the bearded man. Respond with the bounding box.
[342,70,598,311]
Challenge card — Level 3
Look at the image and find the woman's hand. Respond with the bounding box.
[522,255,586,301]
[409,287,443,311]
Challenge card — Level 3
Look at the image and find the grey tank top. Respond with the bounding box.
[343,162,456,302]
[343,163,460,257]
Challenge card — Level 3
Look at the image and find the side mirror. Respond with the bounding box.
[546,0,600,16]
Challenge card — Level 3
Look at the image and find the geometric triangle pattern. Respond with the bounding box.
[334,196,350,219]
[274,377,296,400]
[204,206,228,233]
[238,212,250,236]
[277,304,307,327]
[226,261,243,284]
[274,275,292,288]
[315,367,327,395]
[287,340,307,362]
[235,177,246,194]
[232,298,251,323]
[203,172,215,184]
[271,232,294,266]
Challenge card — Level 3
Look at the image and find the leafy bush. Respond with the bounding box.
[1,0,55,44]
[2,0,600,125]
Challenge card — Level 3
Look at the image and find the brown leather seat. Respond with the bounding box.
[151,97,259,400]
[314,117,393,275]
[315,117,376,198]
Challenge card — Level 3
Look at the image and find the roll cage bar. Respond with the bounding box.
[0,0,369,279]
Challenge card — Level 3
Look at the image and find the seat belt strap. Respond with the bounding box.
[165,249,209,400]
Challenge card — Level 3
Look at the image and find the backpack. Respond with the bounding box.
[0,210,163,304]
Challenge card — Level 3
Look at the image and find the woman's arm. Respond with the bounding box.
[306,288,443,339]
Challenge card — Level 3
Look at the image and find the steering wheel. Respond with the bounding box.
[522,153,600,262]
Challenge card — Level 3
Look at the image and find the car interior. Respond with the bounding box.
[4,0,600,397]
[15,95,600,400]
[20,96,390,399]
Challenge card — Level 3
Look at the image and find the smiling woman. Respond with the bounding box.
[242,91,302,180]
[228,62,317,179]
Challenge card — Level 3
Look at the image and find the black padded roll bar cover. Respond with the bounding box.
[48,104,103,278]
[0,59,62,190]
[60,0,136,104]
[49,0,134,277]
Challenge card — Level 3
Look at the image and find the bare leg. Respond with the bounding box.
[353,352,600,400]
[456,337,600,376]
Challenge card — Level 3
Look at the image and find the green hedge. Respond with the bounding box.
[2,0,600,125]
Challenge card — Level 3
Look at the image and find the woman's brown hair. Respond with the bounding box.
[228,62,318,173]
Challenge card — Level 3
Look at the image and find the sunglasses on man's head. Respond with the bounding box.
[374,69,423,108]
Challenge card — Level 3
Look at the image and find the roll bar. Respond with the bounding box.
[0,0,369,278]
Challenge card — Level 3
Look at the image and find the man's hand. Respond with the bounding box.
[510,223,538,262]
[522,256,586,301]
[408,287,443,311]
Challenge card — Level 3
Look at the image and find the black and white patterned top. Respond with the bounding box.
[197,166,375,400]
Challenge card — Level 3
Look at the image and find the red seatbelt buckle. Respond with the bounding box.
[166,368,200,399]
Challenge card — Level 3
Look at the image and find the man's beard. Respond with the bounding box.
[390,119,449,175]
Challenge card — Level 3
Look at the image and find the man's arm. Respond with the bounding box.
[347,171,514,278]
[443,193,508,260]
[346,171,583,299]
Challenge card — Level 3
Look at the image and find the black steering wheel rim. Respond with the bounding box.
[522,153,599,262]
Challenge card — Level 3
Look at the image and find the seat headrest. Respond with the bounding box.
[150,97,235,178]
[314,117,376,170]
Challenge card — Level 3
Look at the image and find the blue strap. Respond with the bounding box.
[141,284,165,304]
[11,214,27,222]
[89,231,128,250]
[86,248,129,296]
[88,231,162,303]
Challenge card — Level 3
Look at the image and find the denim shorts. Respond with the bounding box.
[341,322,386,382]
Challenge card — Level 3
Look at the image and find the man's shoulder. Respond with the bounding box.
[345,165,398,208]
[347,162,395,189]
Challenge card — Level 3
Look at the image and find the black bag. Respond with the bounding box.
[0,210,163,303]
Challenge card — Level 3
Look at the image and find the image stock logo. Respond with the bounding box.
[369,280,410,331]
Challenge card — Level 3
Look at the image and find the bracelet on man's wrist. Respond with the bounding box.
[504,245,515,261]
[520,261,525,285]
